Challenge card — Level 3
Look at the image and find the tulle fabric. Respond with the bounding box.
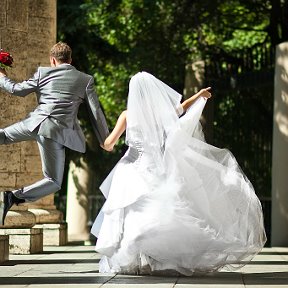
[91,72,266,276]
[126,72,183,177]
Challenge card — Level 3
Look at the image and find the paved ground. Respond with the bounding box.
[0,244,288,288]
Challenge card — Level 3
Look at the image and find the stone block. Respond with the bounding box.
[21,141,40,157]
[0,235,9,263]
[34,223,67,246]
[29,208,63,224]
[0,208,36,228]
[28,206,67,246]
[0,145,21,173]
[20,155,42,173]
[31,194,55,208]
[16,172,42,188]
[0,172,16,188]
[0,228,43,254]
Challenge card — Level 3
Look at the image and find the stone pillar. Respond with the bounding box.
[66,160,90,242]
[26,0,67,246]
[0,0,65,251]
[184,61,214,142]
[184,61,205,98]
[271,41,288,246]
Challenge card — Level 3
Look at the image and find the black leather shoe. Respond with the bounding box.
[0,191,25,225]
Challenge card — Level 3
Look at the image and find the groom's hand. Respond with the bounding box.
[0,67,7,78]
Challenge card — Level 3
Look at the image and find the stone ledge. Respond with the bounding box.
[0,235,9,263]
[28,208,63,224]
[0,209,36,228]
[34,223,67,246]
[0,228,43,254]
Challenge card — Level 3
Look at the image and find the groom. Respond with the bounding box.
[0,42,109,225]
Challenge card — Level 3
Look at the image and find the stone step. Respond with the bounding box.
[34,223,67,246]
[0,228,43,254]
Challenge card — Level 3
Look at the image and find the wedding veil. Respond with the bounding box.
[126,72,182,173]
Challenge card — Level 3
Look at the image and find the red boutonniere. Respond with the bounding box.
[0,49,13,69]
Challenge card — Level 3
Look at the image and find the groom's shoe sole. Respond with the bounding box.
[0,192,4,225]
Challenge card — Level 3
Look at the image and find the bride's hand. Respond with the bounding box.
[199,87,212,99]
[101,143,114,152]
[100,110,127,152]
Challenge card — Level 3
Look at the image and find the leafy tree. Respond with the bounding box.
[56,0,287,214]
[58,0,287,114]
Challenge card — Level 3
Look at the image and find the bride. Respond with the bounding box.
[91,71,266,275]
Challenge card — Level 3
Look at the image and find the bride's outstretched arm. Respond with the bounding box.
[181,87,212,112]
[101,110,127,152]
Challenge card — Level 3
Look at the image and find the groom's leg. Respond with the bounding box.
[0,121,38,224]
[14,135,65,202]
[0,121,65,202]
[0,121,37,145]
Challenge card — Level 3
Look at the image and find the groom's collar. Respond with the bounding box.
[56,63,75,70]
[58,63,72,67]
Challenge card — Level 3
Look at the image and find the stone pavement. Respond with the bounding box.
[0,244,288,288]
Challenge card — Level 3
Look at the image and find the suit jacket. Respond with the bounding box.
[0,64,109,153]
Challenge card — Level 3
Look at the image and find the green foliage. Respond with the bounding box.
[57,0,287,197]
[58,0,286,125]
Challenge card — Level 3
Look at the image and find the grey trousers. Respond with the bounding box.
[0,121,65,202]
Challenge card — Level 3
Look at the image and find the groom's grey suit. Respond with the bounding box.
[0,64,109,201]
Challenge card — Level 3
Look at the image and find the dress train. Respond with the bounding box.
[91,97,266,275]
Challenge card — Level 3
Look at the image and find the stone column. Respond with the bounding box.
[66,160,91,242]
[25,0,67,246]
[0,0,65,252]
[184,61,205,98]
[271,41,288,246]
[0,0,43,255]
[184,61,214,142]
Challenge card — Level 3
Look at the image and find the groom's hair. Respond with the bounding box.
[50,41,72,63]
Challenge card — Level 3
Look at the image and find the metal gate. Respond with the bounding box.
[204,43,275,246]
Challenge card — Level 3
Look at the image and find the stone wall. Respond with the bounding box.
[0,0,56,192]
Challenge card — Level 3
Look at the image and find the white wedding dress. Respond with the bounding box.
[91,72,266,276]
